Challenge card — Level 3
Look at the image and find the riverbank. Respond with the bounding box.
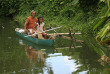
[12,1,107,34]
[14,11,103,34]
[0,0,108,34]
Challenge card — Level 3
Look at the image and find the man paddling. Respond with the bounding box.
[24,10,38,34]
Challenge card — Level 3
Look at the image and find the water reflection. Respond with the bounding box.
[46,54,82,74]
[23,45,46,73]
[17,39,55,73]
[18,38,85,74]
[1,18,110,74]
[25,45,45,64]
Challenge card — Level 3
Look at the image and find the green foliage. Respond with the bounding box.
[0,0,81,17]
[96,21,110,40]
[93,17,108,31]
[0,0,20,16]
[93,0,110,42]
[0,0,107,34]
[100,0,110,10]
[92,43,106,56]
[79,0,99,12]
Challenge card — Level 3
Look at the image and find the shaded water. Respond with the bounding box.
[0,18,110,74]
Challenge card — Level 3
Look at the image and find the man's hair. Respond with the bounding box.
[31,10,36,15]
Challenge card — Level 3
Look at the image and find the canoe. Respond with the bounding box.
[15,28,54,46]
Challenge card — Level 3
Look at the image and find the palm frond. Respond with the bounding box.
[96,21,110,40]
[100,0,105,2]
[107,0,110,10]
[100,0,110,10]
[93,17,107,30]
[105,10,110,17]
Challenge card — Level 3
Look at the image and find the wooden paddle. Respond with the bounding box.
[49,24,57,33]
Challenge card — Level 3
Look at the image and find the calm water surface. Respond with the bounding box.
[0,18,110,74]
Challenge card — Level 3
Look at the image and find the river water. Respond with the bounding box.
[0,18,110,74]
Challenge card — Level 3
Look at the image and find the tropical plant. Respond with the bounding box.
[100,0,110,10]
[93,0,110,42]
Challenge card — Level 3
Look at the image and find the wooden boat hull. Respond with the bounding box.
[16,31,54,46]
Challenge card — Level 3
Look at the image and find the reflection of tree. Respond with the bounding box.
[72,35,110,74]
[55,35,110,74]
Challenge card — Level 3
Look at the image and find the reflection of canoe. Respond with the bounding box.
[15,28,54,46]
[21,38,55,53]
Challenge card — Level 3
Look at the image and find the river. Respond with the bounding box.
[0,18,110,74]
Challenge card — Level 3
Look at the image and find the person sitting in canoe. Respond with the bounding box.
[24,10,38,34]
[36,16,47,39]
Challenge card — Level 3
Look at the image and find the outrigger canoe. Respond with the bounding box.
[15,28,54,46]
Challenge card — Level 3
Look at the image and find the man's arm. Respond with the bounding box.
[24,18,29,32]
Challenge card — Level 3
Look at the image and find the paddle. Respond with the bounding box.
[24,26,62,37]
[49,24,57,33]
[43,26,62,32]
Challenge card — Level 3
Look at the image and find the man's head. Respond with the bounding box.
[31,10,36,17]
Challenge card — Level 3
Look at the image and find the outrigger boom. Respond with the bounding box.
[47,33,81,35]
